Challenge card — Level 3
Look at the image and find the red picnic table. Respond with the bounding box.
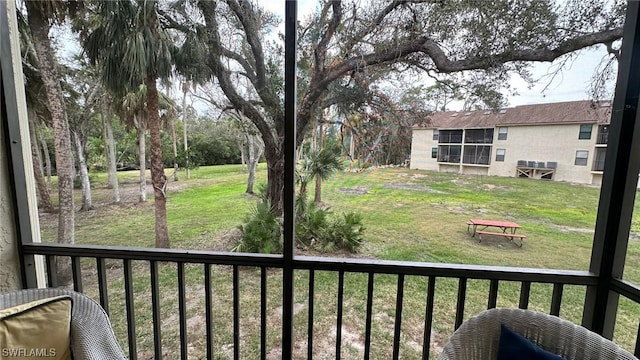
[467,219,526,247]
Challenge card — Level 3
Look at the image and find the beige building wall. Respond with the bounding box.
[489,123,596,184]
[461,165,489,176]
[410,123,602,185]
[410,129,439,171]
[0,111,22,292]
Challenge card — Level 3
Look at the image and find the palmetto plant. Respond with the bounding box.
[296,141,344,201]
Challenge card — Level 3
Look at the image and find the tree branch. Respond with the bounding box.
[323,27,623,88]
[225,0,282,118]
[198,0,279,155]
[314,1,342,73]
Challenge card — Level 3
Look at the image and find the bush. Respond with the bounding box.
[236,195,366,254]
[233,200,282,254]
[325,212,365,252]
[295,196,365,252]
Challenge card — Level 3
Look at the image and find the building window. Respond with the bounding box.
[575,150,589,166]
[431,147,438,158]
[495,148,505,162]
[437,145,461,163]
[464,128,494,144]
[438,130,463,143]
[593,148,606,171]
[579,124,593,140]
[432,130,439,141]
[463,145,491,165]
[497,127,508,140]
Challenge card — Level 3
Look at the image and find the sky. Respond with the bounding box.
[506,48,614,107]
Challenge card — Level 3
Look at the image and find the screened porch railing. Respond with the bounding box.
[21,242,640,360]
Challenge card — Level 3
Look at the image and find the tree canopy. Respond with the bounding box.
[161,0,624,214]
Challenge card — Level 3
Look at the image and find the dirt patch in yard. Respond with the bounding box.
[384,183,446,193]
[339,186,369,195]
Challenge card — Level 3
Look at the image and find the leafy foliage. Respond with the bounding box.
[295,196,365,253]
[236,194,365,254]
[234,200,282,254]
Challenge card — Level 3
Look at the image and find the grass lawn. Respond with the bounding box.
[38,165,640,359]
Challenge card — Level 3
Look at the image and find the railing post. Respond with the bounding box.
[0,0,44,289]
[583,1,640,337]
[282,1,297,359]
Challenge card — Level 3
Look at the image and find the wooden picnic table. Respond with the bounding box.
[467,219,526,247]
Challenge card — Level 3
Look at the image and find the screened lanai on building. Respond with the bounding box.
[410,100,614,185]
[4,1,640,359]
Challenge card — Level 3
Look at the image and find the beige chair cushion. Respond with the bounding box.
[0,295,72,360]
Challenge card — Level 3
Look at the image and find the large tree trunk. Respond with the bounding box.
[102,102,120,203]
[181,82,190,179]
[26,0,75,284]
[265,145,284,216]
[28,110,53,211]
[137,121,147,202]
[73,131,92,211]
[146,75,170,248]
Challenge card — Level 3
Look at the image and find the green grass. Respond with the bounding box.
[38,165,640,359]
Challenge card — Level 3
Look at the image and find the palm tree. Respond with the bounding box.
[297,141,343,203]
[84,0,174,248]
[119,85,150,202]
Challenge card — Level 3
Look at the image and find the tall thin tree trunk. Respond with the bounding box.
[73,131,92,211]
[182,82,190,179]
[147,74,170,248]
[349,128,356,169]
[171,112,179,181]
[28,110,53,211]
[39,127,52,185]
[239,141,247,171]
[31,118,44,178]
[246,135,256,194]
[314,122,324,204]
[102,101,120,203]
[26,1,75,284]
[137,122,147,202]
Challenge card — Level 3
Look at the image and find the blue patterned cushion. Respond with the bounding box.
[498,324,564,360]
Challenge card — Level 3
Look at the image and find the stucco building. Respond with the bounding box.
[410,100,613,186]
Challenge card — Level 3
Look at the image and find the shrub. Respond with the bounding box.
[326,212,366,252]
[236,195,366,254]
[233,200,282,253]
[295,196,366,252]
[296,199,331,247]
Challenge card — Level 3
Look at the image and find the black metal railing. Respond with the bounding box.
[597,131,609,145]
[22,242,640,360]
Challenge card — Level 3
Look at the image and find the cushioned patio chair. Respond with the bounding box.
[0,288,127,360]
[438,308,637,360]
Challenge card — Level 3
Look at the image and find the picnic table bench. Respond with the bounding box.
[467,219,526,247]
